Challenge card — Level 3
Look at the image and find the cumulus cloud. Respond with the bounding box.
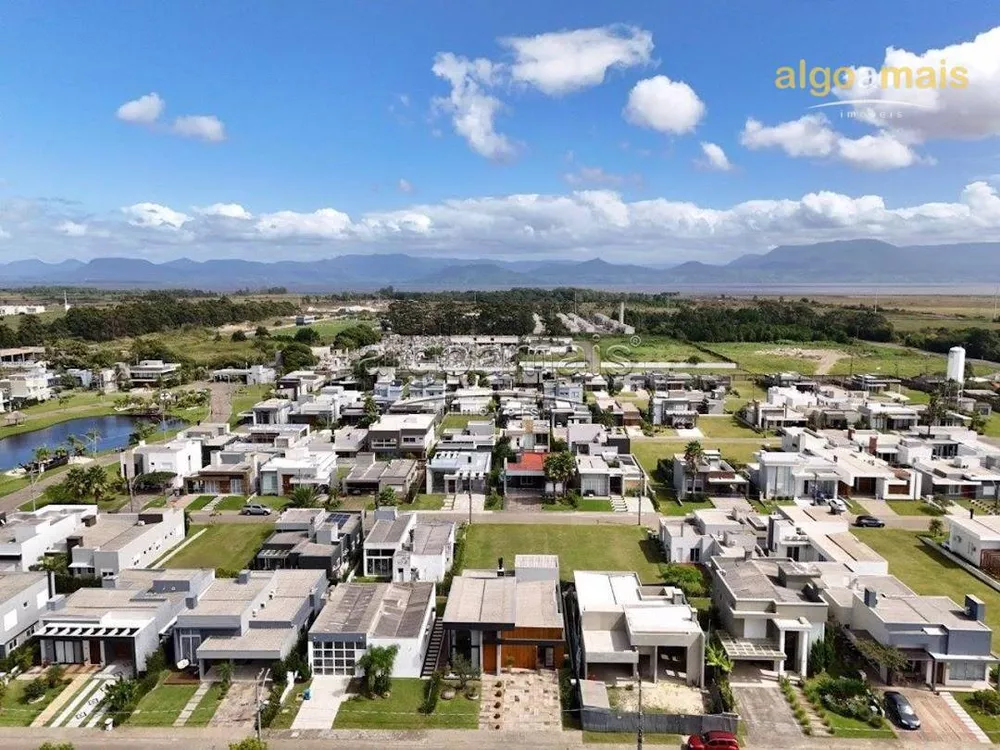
[740,114,926,170]
[398,179,414,193]
[172,115,226,143]
[115,94,226,142]
[56,220,89,237]
[123,202,191,229]
[699,142,732,171]
[836,26,1000,142]
[624,76,705,134]
[0,180,980,264]
[432,52,515,161]
[196,203,252,219]
[501,25,653,95]
[116,93,165,124]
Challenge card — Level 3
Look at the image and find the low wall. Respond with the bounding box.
[580,706,739,735]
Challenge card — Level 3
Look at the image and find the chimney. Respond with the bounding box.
[863,588,878,608]
[46,595,66,612]
[618,302,625,325]
[868,436,878,456]
[966,595,987,622]
[497,557,505,577]
[185,594,199,610]
[237,570,251,584]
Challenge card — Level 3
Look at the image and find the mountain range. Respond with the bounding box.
[0,240,997,291]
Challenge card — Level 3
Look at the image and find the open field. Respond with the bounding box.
[163,524,272,571]
[826,344,947,377]
[592,336,707,363]
[852,529,1000,648]
[229,383,272,425]
[132,328,261,365]
[461,524,663,582]
[695,416,760,439]
[334,678,480,729]
[271,318,365,339]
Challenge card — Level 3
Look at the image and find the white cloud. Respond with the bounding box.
[699,142,732,171]
[432,52,515,161]
[501,25,653,95]
[116,93,165,125]
[56,220,88,237]
[254,208,352,239]
[398,179,414,193]
[624,76,705,134]
[196,203,252,219]
[563,166,641,188]
[172,115,226,143]
[0,226,10,240]
[123,202,191,229]
[836,26,1000,142]
[740,114,926,170]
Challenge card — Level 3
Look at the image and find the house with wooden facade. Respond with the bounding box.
[441,555,565,673]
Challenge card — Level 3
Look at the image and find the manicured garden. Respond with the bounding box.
[955,690,1000,743]
[185,494,216,511]
[162,524,273,573]
[214,494,290,512]
[461,524,663,582]
[184,682,224,727]
[126,680,198,726]
[0,669,73,727]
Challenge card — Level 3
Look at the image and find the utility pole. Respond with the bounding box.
[254,667,270,741]
[636,648,644,750]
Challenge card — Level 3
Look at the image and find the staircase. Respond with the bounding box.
[610,496,628,512]
[421,619,445,677]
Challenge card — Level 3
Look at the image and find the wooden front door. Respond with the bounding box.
[483,642,497,674]
[89,640,101,665]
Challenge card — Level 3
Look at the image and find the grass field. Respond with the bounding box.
[229,383,272,425]
[704,342,837,375]
[271,318,365,339]
[214,494,291,512]
[593,336,707,363]
[126,679,198,727]
[439,413,486,432]
[185,494,216,511]
[955,692,1000,743]
[163,524,273,571]
[631,438,776,476]
[884,500,943,517]
[334,678,480,729]
[852,529,1000,648]
[184,682,224,727]
[695,416,760,439]
[140,328,260,365]
[826,344,947,377]
[461,524,663,582]
[0,678,72,727]
[582,731,683,744]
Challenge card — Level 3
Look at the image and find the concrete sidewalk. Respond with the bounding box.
[290,676,349,730]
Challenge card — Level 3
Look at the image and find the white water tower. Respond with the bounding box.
[947,346,966,383]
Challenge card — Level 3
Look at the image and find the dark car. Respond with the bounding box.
[855,515,886,528]
[686,731,741,750]
[884,691,921,730]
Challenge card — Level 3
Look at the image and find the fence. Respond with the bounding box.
[579,706,739,735]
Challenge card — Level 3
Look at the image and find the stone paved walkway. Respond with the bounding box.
[31,674,91,727]
[480,671,562,732]
[174,681,211,727]
[942,692,991,744]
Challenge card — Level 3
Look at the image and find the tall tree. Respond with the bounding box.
[543,451,576,498]
[356,645,399,697]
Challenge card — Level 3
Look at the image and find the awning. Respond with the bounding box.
[38,624,140,638]
[718,632,786,661]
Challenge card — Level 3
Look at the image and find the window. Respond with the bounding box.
[53,640,83,664]
[312,640,360,676]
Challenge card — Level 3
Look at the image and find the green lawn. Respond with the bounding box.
[186,494,216,511]
[827,344,947,378]
[439,413,487,432]
[0,463,73,498]
[163,524,273,571]
[954,692,1000,743]
[461,524,663,582]
[982,413,1000,439]
[184,682,224,727]
[229,383,273,425]
[885,500,945,517]
[409,494,446,510]
[592,336,707,364]
[582,732,684,744]
[0,678,73,727]
[541,499,613,512]
[214,494,291,512]
[852,529,1000,648]
[334,678,480,729]
[126,680,198,726]
[631,439,775,476]
[271,318,365,339]
[138,328,260,367]
[696,416,760,439]
[824,710,895,739]
[269,680,311,730]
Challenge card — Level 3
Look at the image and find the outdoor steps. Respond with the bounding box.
[610,497,628,512]
[421,619,445,677]
[792,683,833,737]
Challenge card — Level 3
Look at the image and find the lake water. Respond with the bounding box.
[0,415,183,471]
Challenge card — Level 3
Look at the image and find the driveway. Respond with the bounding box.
[890,688,981,743]
[292,677,349,730]
[210,681,257,728]
[735,683,803,742]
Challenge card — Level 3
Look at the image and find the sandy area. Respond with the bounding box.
[755,347,848,375]
[612,682,706,715]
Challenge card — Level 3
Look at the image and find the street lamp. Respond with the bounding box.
[633,646,644,749]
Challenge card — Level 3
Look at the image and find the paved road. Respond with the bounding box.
[202,380,237,423]
[0,453,122,515]
[0,726,985,750]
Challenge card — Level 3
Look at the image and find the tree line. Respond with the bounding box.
[384,298,535,335]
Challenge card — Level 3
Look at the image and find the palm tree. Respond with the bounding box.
[706,639,733,678]
[543,451,576,498]
[32,446,52,470]
[356,645,399,697]
[288,486,319,508]
[683,440,704,472]
[64,466,91,503]
[83,464,111,505]
[66,434,86,457]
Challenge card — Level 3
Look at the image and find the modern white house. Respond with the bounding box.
[127,360,182,386]
[9,366,52,403]
[947,513,1000,570]
[367,414,436,458]
[0,571,51,658]
[121,438,204,491]
[363,508,455,583]
[576,452,647,498]
[67,509,186,578]
[0,505,98,572]
[426,451,491,495]
[307,581,436,678]
[259,447,337,496]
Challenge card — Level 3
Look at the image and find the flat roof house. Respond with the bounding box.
[443,555,565,674]
[259,447,337,496]
[572,570,704,687]
[672,449,747,500]
[255,509,363,579]
[67,509,186,578]
[659,508,764,565]
[308,581,436,678]
[173,568,328,679]
[367,413,436,458]
[426,451,491,495]
[0,505,98,572]
[343,455,420,499]
[276,370,326,400]
[38,568,214,676]
[0,571,51,658]
[121,438,203,491]
[252,398,294,426]
[576,452,647,498]
[333,427,369,458]
[127,360,181,386]
[184,450,267,496]
[948,513,1000,570]
[363,508,455,583]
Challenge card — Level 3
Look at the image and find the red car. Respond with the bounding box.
[686,731,741,750]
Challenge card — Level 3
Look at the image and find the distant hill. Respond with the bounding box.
[1,240,998,290]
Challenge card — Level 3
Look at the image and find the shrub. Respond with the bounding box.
[45,664,66,689]
[22,679,47,702]
[420,671,442,715]
[144,647,167,676]
[971,689,1000,716]
[660,564,707,598]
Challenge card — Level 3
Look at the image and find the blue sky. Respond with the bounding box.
[1,1,999,264]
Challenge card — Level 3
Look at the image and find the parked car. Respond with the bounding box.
[240,502,272,516]
[686,731,741,750]
[883,691,921,730]
[828,498,847,514]
[855,515,886,528]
